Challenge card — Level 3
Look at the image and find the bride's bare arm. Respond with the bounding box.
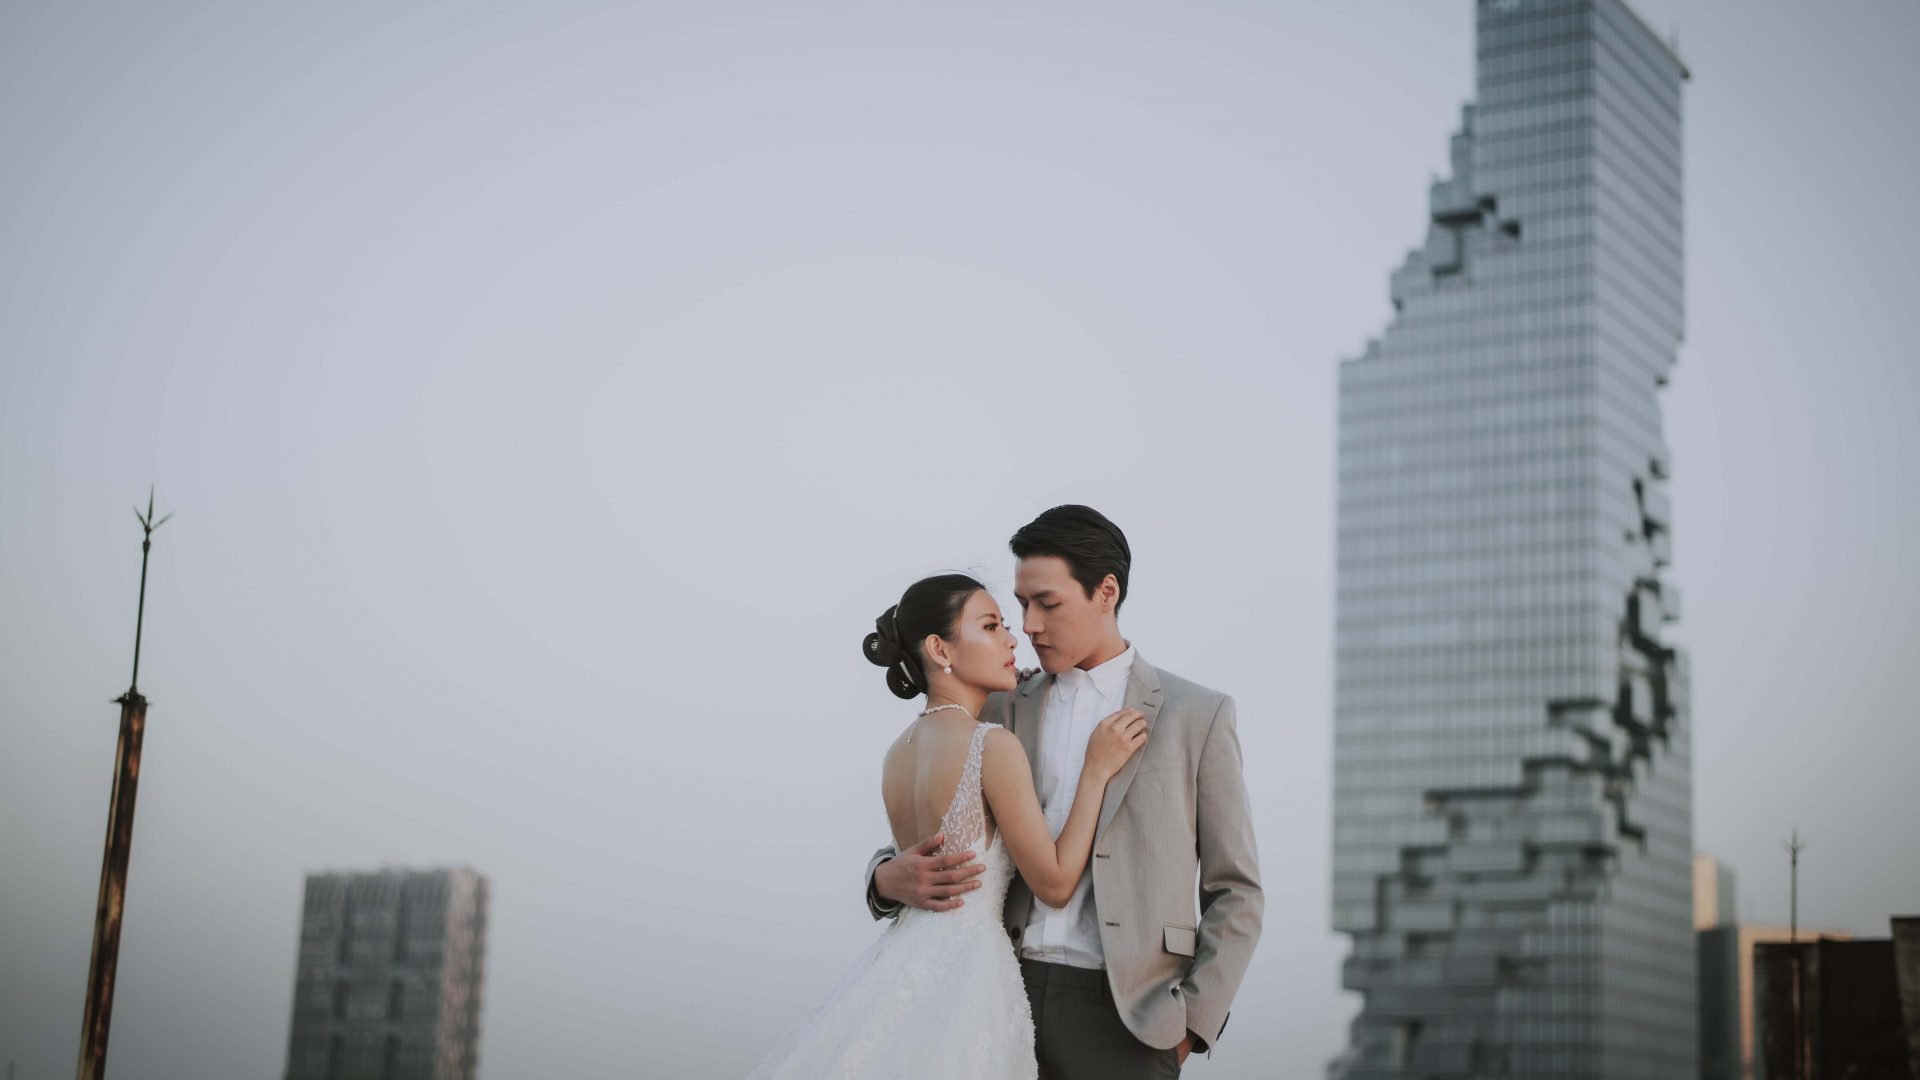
[981,711,1147,908]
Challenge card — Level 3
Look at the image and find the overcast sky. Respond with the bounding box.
[3,2,1917,1077]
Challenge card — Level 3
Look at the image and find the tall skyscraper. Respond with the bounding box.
[1332,1,1691,1075]
[284,867,489,1080]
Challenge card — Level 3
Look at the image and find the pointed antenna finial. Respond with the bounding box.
[128,487,173,696]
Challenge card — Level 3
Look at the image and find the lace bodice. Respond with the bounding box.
[931,721,999,860]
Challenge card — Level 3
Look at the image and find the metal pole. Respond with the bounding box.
[1786,828,1804,944]
[1783,828,1808,1080]
[130,538,148,693]
[75,691,146,1080]
[76,491,170,1080]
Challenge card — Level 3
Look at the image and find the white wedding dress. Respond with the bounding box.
[747,721,1037,1079]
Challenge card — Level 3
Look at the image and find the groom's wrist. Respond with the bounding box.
[867,855,903,915]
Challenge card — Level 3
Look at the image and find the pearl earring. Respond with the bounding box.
[943,665,952,674]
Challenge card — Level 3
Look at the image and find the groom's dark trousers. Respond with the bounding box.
[1023,959,1180,1079]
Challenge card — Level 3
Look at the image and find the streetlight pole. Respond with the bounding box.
[75,489,171,1080]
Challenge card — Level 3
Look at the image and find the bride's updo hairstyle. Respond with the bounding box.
[863,574,986,700]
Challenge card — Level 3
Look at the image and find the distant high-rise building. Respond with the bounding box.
[1696,853,1737,931]
[1331,1,1693,1075]
[1700,919,1855,1080]
[1691,856,1869,1080]
[284,867,488,1080]
[1753,920,1920,1080]
[1697,855,1740,1080]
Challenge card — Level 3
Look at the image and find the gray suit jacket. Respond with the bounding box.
[864,652,1262,1050]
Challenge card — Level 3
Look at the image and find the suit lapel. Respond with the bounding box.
[1010,672,1048,771]
[1095,653,1163,841]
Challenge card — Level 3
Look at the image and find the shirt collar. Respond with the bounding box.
[1054,643,1135,698]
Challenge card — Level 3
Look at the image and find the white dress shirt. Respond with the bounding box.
[1020,643,1135,970]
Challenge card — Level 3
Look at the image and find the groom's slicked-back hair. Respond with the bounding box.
[1009,505,1132,612]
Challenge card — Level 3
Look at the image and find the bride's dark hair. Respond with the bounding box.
[863,574,986,700]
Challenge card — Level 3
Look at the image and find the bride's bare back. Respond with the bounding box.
[880,703,1149,912]
[880,714,997,855]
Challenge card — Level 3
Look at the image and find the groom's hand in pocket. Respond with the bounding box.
[873,832,985,912]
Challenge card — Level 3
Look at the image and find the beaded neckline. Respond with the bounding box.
[906,702,975,744]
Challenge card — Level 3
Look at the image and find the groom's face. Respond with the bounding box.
[1013,555,1113,674]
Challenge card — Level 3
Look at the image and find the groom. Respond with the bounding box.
[867,505,1263,1078]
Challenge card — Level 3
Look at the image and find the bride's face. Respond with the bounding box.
[934,589,1020,693]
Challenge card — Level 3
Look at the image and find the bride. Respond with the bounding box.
[747,573,1146,1079]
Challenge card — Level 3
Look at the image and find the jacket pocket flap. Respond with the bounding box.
[1163,924,1197,956]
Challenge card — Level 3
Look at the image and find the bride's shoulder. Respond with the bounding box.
[978,723,1024,765]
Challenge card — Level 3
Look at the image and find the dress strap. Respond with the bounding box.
[935,722,999,856]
